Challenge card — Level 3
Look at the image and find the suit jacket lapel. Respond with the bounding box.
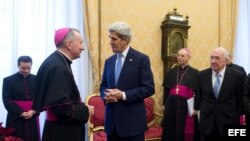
[207,69,216,99]
[110,55,116,87]
[116,48,135,87]
[218,67,232,99]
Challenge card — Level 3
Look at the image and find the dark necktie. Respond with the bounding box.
[115,53,123,85]
[213,73,221,98]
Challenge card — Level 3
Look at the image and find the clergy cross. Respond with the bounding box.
[176,87,179,94]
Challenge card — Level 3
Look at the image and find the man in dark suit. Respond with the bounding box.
[100,21,155,141]
[225,49,246,76]
[243,73,250,125]
[225,49,248,126]
[195,47,245,141]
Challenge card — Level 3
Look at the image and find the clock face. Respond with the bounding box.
[168,32,184,56]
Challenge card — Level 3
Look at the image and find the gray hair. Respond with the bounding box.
[108,21,132,43]
[224,48,233,60]
[225,50,230,60]
[217,47,229,59]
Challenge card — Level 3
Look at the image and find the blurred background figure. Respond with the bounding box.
[2,56,40,141]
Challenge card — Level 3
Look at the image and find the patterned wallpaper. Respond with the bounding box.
[85,0,237,118]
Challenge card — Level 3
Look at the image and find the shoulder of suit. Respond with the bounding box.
[188,66,199,73]
[3,73,19,80]
[228,67,245,76]
[29,74,36,77]
[167,67,177,75]
[106,54,116,62]
[199,68,211,74]
[129,47,148,58]
[230,63,246,74]
[231,63,244,69]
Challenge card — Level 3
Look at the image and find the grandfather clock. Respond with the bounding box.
[161,8,190,79]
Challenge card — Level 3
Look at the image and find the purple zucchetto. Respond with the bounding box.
[54,28,70,46]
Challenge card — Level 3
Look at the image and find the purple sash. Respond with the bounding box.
[240,115,246,125]
[13,100,41,140]
[169,84,194,99]
[46,109,58,121]
[169,85,195,141]
[13,100,32,111]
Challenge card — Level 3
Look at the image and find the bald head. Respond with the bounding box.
[210,47,227,73]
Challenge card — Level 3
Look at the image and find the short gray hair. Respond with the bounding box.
[108,21,132,43]
[224,48,233,60]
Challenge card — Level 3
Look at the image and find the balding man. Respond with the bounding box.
[195,47,245,141]
[162,48,200,141]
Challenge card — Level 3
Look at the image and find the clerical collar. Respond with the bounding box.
[57,50,72,65]
[179,65,189,70]
[18,72,29,78]
[57,50,72,62]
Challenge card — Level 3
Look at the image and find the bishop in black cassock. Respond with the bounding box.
[161,48,200,141]
[32,28,91,141]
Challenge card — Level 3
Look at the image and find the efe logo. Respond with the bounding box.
[228,129,246,136]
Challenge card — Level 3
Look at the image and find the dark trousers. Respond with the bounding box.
[201,122,224,141]
[246,115,250,126]
[107,127,144,141]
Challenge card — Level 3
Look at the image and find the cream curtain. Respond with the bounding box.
[219,0,238,52]
[83,0,102,94]
[234,0,250,73]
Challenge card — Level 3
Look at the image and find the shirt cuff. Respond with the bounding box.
[122,91,126,101]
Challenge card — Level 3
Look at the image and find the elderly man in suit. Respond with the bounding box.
[243,73,250,128]
[194,47,245,141]
[100,21,155,141]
